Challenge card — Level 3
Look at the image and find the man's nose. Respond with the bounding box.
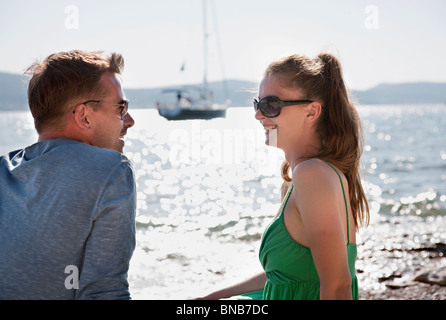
[124,112,135,128]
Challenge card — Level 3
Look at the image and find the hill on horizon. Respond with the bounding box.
[0,72,28,110]
[353,82,446,105]
[0,72,445,110]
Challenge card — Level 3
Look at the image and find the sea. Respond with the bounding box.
[1,104,445,299]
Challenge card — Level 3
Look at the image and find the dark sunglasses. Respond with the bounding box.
[81,99,129,120]
[253,96,313,118]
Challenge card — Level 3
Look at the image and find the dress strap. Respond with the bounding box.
[280,184,294,216]
[323,161,350,244]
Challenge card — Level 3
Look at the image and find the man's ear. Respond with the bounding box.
[305,102,323,122]
[72,104,92,129]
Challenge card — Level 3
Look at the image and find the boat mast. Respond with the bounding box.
[202,0,208,99]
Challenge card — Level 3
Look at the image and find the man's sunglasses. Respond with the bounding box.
[80,99,129,120]
[253,96,313,118]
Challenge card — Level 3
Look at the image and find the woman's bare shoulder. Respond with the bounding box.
[292,159,329,183]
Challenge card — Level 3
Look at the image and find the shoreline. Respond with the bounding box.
[358,242,446,300]
[356,214,445,300]
[129,214,445,300]
[360,283,446,300]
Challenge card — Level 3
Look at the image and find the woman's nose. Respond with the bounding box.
[254,108,265,121]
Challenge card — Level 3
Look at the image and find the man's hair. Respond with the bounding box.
[25,50,124,133]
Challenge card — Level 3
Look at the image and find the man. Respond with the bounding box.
[0,50,136,299]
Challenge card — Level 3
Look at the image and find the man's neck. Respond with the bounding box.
[38,132,62,142]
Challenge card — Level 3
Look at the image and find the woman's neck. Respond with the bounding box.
[284,137,321,171]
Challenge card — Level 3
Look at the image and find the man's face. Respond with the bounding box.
[89,72,134,153]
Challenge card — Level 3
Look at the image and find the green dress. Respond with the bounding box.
[258,162,359,300]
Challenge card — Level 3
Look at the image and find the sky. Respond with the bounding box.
[0,0,445,91]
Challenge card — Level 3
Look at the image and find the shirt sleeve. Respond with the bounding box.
[75,160,136,300]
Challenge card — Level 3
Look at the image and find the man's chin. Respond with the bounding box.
[117,138,125,153]
[106,139,125,154]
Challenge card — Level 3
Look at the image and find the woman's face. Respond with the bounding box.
[255,75,311,151]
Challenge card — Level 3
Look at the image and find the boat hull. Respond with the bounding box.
[158,108,226,120]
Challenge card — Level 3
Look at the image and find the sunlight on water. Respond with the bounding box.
[122,105,446,298]
[0,111,37,154]
[1,105,445,299]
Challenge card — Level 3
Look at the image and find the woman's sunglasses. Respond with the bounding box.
[253,96,313,118]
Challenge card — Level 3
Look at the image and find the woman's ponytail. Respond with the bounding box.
[268,52,370,228]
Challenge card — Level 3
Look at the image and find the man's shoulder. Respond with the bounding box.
[39,139,133,177]
[54,138,129,162]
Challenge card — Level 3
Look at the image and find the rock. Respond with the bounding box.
[409,242,446,257]
[414,267,446,286]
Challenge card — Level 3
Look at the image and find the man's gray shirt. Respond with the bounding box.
[0,138,136,299]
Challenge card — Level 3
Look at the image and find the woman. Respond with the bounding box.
[200,52,369,300]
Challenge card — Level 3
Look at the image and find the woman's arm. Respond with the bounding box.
[292,160,352,300]
[196,272,266,300]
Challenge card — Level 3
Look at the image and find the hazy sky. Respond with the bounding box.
[0,0,445,90]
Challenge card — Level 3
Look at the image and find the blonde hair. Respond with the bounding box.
[266,53,369,229]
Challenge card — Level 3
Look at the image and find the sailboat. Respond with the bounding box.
[156,0,230,121]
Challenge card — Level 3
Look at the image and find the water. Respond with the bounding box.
[1,104,445,299]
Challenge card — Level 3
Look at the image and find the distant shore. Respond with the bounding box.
[2,70,446,110]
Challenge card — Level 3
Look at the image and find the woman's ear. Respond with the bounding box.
[305,102,323,122]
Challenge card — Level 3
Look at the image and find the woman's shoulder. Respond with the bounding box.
[290,159,346,229]
[291,158,341,194]
[292,158,328,179]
